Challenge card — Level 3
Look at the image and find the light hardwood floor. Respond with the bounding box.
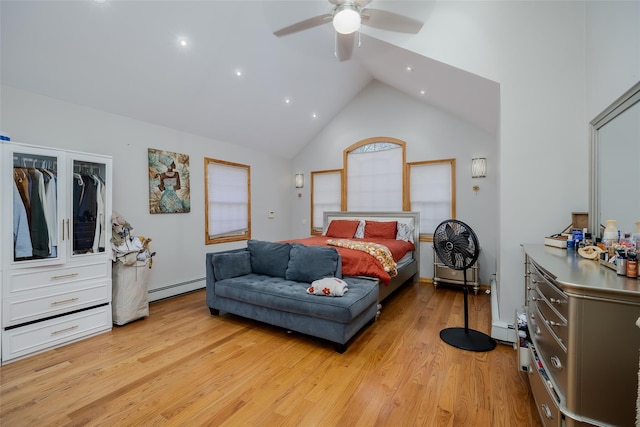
[0,281,542,426]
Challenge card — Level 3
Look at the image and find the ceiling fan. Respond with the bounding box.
[273,0,424,62]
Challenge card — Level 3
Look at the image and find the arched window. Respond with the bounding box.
[344,137,405,211]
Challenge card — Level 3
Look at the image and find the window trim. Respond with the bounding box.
[310,169,343,235]
[343,137,407,211]
[204,157,251,244]
[407,158,456,242]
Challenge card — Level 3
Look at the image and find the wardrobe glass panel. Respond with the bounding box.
[72,160,108,256]
[12,151,59,262]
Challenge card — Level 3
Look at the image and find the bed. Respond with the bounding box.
[287,211,420,303]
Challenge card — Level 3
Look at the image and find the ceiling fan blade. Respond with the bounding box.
[273,14,333,37]
[361,9,424,34]
[335,32,355,62]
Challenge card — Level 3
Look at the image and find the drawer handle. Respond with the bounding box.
[51,325,79,336]
[541,403,553,419]
[551,356,563,370]
[549,297,563,304]
[535,326,541,335]
[50,273,79,280]
[51,297,79,306]
[546,320,566,328]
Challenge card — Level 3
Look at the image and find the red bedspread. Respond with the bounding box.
[284,236,415,285]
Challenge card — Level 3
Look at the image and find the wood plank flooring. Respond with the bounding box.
[0,281,543,426]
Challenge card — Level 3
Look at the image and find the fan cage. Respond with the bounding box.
[433,220,479,271]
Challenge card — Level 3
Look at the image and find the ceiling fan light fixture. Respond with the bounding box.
[333,5,361,35]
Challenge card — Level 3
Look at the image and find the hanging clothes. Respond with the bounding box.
[73,170,106,254]
[27,168,50,257]
[13,181,33,258]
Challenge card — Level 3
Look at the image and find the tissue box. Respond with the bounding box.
[545,235,568,248]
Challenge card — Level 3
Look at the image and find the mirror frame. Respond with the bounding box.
[589,80,640,235]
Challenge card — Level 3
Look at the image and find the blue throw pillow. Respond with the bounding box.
[212,251,252,281]
[285,244,340,283]
[247,240,291,278]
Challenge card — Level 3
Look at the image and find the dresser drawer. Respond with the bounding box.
[529,304,568,400]
[3,261,109,295]
[528,346,561,427]
[530,263,568,320]
[534,298,568,348]
[2,305,112,363]
[3,280,110,327]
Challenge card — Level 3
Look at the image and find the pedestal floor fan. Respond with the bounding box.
[433,219,496,352]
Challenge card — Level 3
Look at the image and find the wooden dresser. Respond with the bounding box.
[521,244,640,426]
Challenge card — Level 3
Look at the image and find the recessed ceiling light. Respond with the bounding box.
[284,98,291,105]
[235,69,243,77]
[311,113,318,119]
[177,37,189,48]
[420,90,426,95]
[406,66,413,72]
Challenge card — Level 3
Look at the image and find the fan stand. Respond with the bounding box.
[440,269,496,352]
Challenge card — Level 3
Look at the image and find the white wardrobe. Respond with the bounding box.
[1,141,112,364]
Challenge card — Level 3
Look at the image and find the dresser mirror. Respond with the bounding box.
[589,80,640,237]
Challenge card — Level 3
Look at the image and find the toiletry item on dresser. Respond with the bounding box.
[602,219,618,246]
[626,253,638,278]
[617,250,627,276]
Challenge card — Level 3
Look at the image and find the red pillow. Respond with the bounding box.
[364,221,398,239]
[325,220,360,238]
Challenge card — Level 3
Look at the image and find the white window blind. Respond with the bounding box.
[409,161,453,234]
[347,145,402,211]
[206,160,249,241]
[312,171,341,233]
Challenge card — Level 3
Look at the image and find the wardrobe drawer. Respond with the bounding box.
[3,280,110,327]
[2,305,112,363]
[3,261,109,295]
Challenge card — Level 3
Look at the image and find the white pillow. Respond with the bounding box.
[354,220,365,239]
[396,222,414,243]
[307,277,349,297]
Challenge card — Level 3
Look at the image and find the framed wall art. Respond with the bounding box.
[148,148,190,214]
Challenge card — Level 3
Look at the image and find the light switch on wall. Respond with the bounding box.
[268,211,275,219]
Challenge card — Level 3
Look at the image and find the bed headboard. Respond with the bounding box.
[322,211,420,263]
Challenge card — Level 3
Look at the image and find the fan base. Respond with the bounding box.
[440,327,496,352]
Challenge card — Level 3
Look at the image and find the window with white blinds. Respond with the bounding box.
[408,159,455,236]
[311,170,342,234]
[205,158,250,244]
[346,142,403,211]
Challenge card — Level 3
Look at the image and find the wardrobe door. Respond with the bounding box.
[3,143,67,268]
[69,154,112,259]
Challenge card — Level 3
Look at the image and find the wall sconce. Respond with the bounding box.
[471,158,487,178]
[295,173,304,188]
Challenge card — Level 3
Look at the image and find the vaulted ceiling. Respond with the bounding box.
[0,1,499,159]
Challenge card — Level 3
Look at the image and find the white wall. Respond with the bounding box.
[586,1,640,118]
[1,85,293,300]
[292,80,498,285]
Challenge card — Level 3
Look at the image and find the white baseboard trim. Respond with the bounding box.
[148,278,205,302]
[489,274,516,343]
[491,320,516,343]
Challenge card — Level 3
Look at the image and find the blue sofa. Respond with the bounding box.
[205,240,379,352]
